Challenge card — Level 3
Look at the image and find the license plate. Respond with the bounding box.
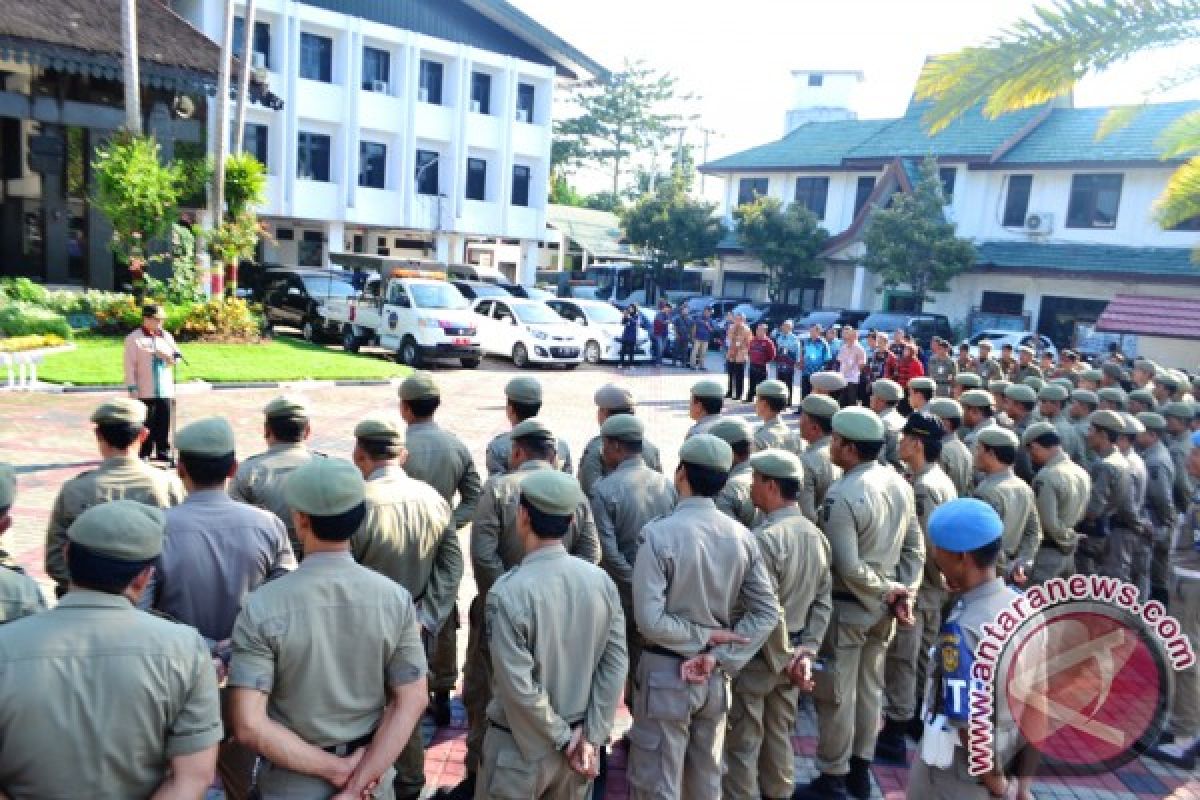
[453,337,470,346]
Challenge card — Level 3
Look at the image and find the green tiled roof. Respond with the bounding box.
[975,241,1198,278]
[844,102,1047,161]
[702,119,891,171]
[996,102,1200,165]
[546,204,636,259]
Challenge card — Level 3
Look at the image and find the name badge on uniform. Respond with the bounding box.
[820,497,834,524]
[940,620,973,724]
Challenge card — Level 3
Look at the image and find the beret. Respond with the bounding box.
[929,498,1003,552]
[1080,369,1103,382]
[708,417,754,445]
[871,379,903,403]
[505,376,543,404]
[749,449,804,481]
[284,457,365,516]
[0,462,13,509]
[978,426,1019,449]
[1134,359,1159,375]
[594,384,635,410]
[679,434,733,472]
[1021,421,1059,446]
[1102,363,1124,378]
[903,411,943,439]
[1163,401,1194,420]
[1137,411,1167,432]
[68,499,164,561]
[989,380,1012,394]
[755,380,790,401]
[960,389,995,409]
[1038,384,1069,403]
[955,372,983,388]
[1051,377,1076,390]
[691,379,726,399]
[811,371,848,392]
[1128,389,1157,407]
[1071,389,1099,406]
[1097,387,1128,408]
[175,417,236,457]
[1004,384,1038,404]
[511,418,554,440]
[1090,409,1127,433]
[263,395,309,419]
[600,413,644,442]
[399,371,440,400]
[908,377,936,393]
[1121,412,1145,436]
[801,393,841,418]
[91,398,147,426]
[1021,376,1046,393]
[520,470,584,516]
[354,417,403,444]
[833,407,885,442]
[927,398,963,420]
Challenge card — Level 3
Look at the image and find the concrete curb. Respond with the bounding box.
[42,377,401,395]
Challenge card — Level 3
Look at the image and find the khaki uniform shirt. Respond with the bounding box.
[45,454,185,592]
[1121,448,1150,534]
[1017,364,1043,382]
[590,457,677,588]
[972,357,1003,386]
[0,564,45,624]
[1171,486,1200,573]
[1087,448,1134,531]
[939,433,974,497]
[0,590,222,797]
[470,460,600,596]
[351,465,461,633]
[716,461,761,529]
[928,356,957,397]
[485,545,627,758]
[799,435,841,524]
[1142,441,1177,527]
[912,463,958,605]
[485,432,573,478]
[1009,414,1036,483]
[229,442,314,546]
[1053,413,1087,464]
[632,496,779,673]
[961,417,997,449]
[820,461,925,624]
[403,420,482,530]
[687,413,722,439]
[578,434,662,499]
[880,407,906,471]
[973,468,1043,571]
[1169,432,1194,511]
[1031,451,1090,550]
[754,417,805,456]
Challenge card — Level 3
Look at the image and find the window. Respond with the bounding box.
[493,301,513,322]
[516,83,535,122]
[737,177,768,206]
[233,17,271,69]
[415,149,439,195]
[240,123,268,168]
[296,132,331,181]
[358,141,386,189]
[1002,174,1033,227]
[853,175,876,216]
[466,157,487,201]
[793,176,829,219]
[418,59,443,104]
[938,167,956,202]
[362,46,390,91]
[808,73,823,87]
[298,230,323,266]
[1066,173,1122,228]
[981,291,1024,315]
[299,33,333,83]
[352,234,364,253]
[511,165,531,207]
[470,72,492,115]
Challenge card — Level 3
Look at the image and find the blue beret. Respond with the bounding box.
[928,498,1003,553]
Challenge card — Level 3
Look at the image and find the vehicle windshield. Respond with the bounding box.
[969,331,1009,345]
[523,287,554,301]
[301,277,356,298]
[583,303,624,324]
[411,283,468,310]
[732,303,767,320]
[514,303,564,324]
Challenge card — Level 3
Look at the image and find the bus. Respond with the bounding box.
[583,263,706,305]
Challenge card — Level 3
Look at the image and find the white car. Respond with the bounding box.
[968,329,1058,360]
[545,298,653,364]
[472,297,584,368]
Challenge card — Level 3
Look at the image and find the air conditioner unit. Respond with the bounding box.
[1024,211,1054,234]
[251,52,267,69]
[471,100,482,113]
[370,79,388,93]
[515,109,529,123]
[418,86,429,103]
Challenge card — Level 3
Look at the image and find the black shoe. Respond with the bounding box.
[873,718,908,766]
[1149,742,1197,770]
[393,786,423,800]
[430,690,452,727]
[791,772,848,800]
[1151,587,1170,607]
[905,715,924,743]
[433,773,476,800]
[847,756,871,800]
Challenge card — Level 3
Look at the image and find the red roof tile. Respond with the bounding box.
[1096,294,1200,340]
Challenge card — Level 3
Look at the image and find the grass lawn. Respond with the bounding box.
[38,334,410,386]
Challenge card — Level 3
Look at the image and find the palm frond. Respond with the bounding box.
[1096,105,1146,140]
[1154,156,1200,229]
[1157,110,1200,159]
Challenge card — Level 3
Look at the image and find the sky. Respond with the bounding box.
[509,0,1199,196]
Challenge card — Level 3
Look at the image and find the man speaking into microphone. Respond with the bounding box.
[123,304,181,463]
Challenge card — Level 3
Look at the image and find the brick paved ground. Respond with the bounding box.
[1,350,1198,799]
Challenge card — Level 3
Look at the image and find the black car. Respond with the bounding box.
[729,302,807,333]
[860,311,955,349]
[452,280,513,301]
[262,268,356,342]
[795,308,871,332]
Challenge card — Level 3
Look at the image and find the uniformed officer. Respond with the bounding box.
[0,500,222,797]
[811,370,849,399]
[485,377,573,477]
[1137,412,1177,605]
[44,397,185,597]
[1165,403,1196,575]
[589,412,676,702]
[1039,384,1086,463]
[450,418,600,800]
[971,427,1042,584]
[1002,384,1039,482]
[478,470,628,800]
[906,499,1022,800]
[1069,388,1099,445]
[1130,388,1158,414]
[710,416,762,528]
[1023,421,1090,584]
[959,389,998,449]
[926,338,957,398]
[798,394,843,524]
[798,408,924,800]
[723,449,832,800]
[754,379,805,455]
[1098,386,1128,412]
[627,434,779,800]
[988,380,1013,428]
[397,371,482,724]
[869,378,906,471]
[1156,372,1183,406]
[1077,367,1103,390]
[349,417,462,800]
[0,462,46,623]
[1107,413,1152,587]
[229,458,429,798]
[687,378,727,437]
[1076,410,1135,575]
[229,394,317,556]
[953,371,983,399]
[1022,374,1046,395]
[908,376,936,414]
[1015,345,1042,382]
[971,342,1003,387]
[928,398,973,497]
[577,384,663,498]
[878,412,957,766]
[1131,359,1158,391]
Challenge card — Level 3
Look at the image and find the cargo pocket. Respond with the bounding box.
[645,669,691,722]
[626,724,665,791]
[487,746,538,799]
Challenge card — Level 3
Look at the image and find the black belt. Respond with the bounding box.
[832,590,866,607]
[644,644,688,660]
[322,729,376,756]
[489,720,513,734]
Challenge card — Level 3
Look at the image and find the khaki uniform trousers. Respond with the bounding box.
[617,584,643,707]
[1074,534,1108,576]
[627,651,728,800]
[1168,571,1200,739]
[1104,524,1152,594]
[905,751,991,800]
[393,726,425,798]
[1028,542,1076,586]
[475,726,590,800]
[814,604,896,775]
[1150,519,1175,596]
[429,601,460,694]
[256,762,395,799]
[463,594,492,772]
[883,596,940,722]
[722,657,798,800]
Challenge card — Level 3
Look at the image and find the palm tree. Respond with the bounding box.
[915,0,1200,230]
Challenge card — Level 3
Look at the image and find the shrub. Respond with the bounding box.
[0,333,67,352]
[1,277,49,305]
[0,302,73,339]
[179,298,261,342]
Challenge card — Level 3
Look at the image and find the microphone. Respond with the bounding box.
[174,351,190,366]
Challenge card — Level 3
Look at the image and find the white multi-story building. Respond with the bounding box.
[171,0,605,281]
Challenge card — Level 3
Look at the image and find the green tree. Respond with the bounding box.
[621,177,725,302]
[915,0,1200,231]
[861,158,975,311]
[734,196,829,302]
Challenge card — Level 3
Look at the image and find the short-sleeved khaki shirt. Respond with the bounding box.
[228,442,315,544]
[0,565,45,624]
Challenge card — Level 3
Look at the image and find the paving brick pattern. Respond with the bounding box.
[2,353,1198,799]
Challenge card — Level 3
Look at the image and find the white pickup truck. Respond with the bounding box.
[321,270,482,369]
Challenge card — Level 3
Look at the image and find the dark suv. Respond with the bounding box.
[262,268,356,342]
[796,308,870,332]
[859,312,955,349]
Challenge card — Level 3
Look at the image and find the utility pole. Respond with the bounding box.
[120,0,141,132]
[232,0,257,153]
[698,125,719,198]
[212,0,235,226]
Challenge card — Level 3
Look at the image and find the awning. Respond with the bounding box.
[1096,294,1200,340]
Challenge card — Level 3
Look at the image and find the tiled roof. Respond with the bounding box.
[843,102,1047,161]
[975,241,1199,279]
[546,204,637,259]
[1096,294,1200,340]
[702,119,892,172]
[997,102,1200,165]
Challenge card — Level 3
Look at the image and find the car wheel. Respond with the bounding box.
[302,318,319,343]
[584,340,602,364]
[342,327,360,354]
[512,343,529,368]
[461,357,481,369]
[400,336,424,368]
